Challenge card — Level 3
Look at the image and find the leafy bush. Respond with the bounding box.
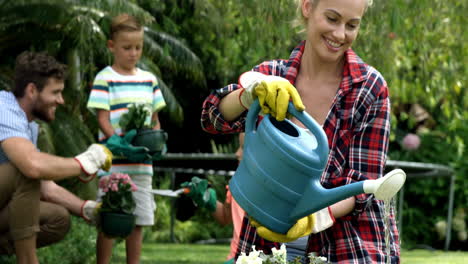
[0,217,96,264]
[37,217,97,264]
[354,0,467,249]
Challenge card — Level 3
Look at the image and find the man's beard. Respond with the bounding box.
[32,105,54,122]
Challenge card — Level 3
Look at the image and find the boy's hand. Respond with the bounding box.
[181,177,217,212]
[239,71,305,121]
[75,144,113,182]
[105,130,152,162]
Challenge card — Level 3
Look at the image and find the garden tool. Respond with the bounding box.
[105,129,152,162]
[230,99,406,234]
[139,187,189,198]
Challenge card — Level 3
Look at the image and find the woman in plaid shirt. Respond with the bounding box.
[201,0,399,263]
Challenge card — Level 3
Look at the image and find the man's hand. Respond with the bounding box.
[74,144,113,182]
[250,207,334,242]
[105,130,152,162]
[181,177,217,212]
[239,71,305,121]
[81,200,101,225]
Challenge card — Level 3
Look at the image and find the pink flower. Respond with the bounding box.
[111,182,119,192]
[99,172,137,215]
[402,133,421,150]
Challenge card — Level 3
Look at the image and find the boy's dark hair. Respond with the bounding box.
[110,13,143,40]
[14,51,67,98]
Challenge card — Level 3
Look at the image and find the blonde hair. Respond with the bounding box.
[292,0,373,33]
[110,13,143,39]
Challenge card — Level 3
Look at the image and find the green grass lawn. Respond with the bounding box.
[114,243,468,264]
[401,249,468,264]
[114,243,229,264]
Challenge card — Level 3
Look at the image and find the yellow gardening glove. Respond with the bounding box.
[239,71,305,121]
[250,214,315,243]
[250,207,335,242]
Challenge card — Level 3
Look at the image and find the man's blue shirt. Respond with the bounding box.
[0,91,39,164]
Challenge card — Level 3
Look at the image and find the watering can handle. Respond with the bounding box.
[245,100,329,165]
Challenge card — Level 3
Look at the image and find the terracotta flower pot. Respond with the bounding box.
[100,212,136,238]
[132,129,168,154]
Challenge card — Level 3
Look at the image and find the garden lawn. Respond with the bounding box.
[114,243,468,264]
[401,249,468,264]
[114,243,229,264]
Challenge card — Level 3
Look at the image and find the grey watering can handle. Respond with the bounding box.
[245,100,329,166]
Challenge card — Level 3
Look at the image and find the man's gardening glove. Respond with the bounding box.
[238,71,305,121]
[81,200,101,225]
[74,144,113,182]
[250,207,335,243]
[105,129,152,162]
[180,176,217,212]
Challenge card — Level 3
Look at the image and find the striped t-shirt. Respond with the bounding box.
[0,91,39,164]
[87,66,166,176]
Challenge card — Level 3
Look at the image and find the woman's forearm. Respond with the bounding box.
[330,196,355,219]
[219,89,247,121]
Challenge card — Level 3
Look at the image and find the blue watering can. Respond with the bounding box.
[229,100,406,234]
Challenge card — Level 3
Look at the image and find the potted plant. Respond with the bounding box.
[119,102,168,155]
[98,172,138,238]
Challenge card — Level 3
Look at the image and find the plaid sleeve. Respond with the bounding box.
[200,59,287,134]
[330,73,391,215]
[87,76,110,111]
[200,83,247,134]
[351,80,390,214]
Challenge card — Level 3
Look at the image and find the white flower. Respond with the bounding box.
[236,246,264,264]
[269,244,287,264]
[308,253,329,264]
[237,245,329,264]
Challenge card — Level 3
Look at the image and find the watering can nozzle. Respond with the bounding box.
[363,169,406,200]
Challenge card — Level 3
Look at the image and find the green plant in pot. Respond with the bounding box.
[119,103,168,158]
[99,172,138,238]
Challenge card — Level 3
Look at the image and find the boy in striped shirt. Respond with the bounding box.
[87,14,166,264]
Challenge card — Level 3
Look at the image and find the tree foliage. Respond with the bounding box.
[354,0,467,248]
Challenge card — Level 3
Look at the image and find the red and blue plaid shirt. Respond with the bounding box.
[201,41,399,263]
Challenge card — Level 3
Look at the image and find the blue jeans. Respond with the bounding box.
[286,236,308,263]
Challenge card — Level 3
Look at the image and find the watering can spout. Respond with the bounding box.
[289,169,407,220]
[289,180,365,220]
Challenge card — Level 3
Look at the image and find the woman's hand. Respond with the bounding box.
[239,71,305,121]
